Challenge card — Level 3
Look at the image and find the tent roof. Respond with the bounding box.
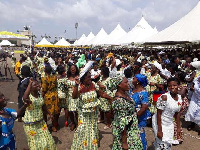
[99,24,127,45]
[146,1,200,43]
[80,32,95,45]
[87,28,108,45]
[0,40,13,46]
[55,38,70,46]
[118,17,157,44]
[0,31,29,40]
[76,34,86,45]
[37,38,52,45]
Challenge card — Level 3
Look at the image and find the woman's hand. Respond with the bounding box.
[157,131,163,140]
[29,77,33,84]
[74,76,80,85]
[24,98,32,107]
[49,114,54,121]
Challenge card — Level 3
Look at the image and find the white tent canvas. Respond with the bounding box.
[99,24,127,45]
[55,38,70,46]
[37,38,53,45]
[81,32,95,45]
[117,17,157,44]
[87,28,108,45]
[76,34,86,45]
[146,1,200,43]
[0,40,13,46]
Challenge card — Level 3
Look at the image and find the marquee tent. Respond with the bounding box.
[87,28,108,45]
[35,38,53,47]
[75,34,86,45]
[80,32,95,45]
[98,24,127,45]
[117,17,157,44]
[0,40,14,46]
[0,31,29,40]
[146,1,200,43]
[55,38,71,46]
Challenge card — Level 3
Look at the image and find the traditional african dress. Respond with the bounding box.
[0,108,17,150]
[66,79,78,112]
[152,92,182,150]
[131,91,151,150]
[99,77,114,112]
[41,74,60,115]
[57,77,68,109]
[71,83,101,150]
[23,94,56,150]
[146,72,164,114]
[173,84,189,143]
[185,78,200,125]
[112,96,143,150]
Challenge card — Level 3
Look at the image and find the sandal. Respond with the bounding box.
[104,125,112,130]
[52,127,57,132]
[70,123,76,131]
[98,120,104,123]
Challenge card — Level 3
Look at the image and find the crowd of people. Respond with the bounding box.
[0,46,200,150]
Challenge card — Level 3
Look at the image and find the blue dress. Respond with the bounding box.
[131,91,151,150]
[0,108,17,150]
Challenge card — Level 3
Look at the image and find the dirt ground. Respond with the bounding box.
[0,54,200,150]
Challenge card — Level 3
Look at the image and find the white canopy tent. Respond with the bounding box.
[37,37,53,45]
[146,1,200,43]
[75,34,86,45]
[98,24,127,45]
[0,40,14,46]
[80,32,95,45]
[87,28,108,45]
[117,17,157,44]
[55,38,70,46]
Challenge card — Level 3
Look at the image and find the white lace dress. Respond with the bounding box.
[152,92,182,150]
[185,77,200,125]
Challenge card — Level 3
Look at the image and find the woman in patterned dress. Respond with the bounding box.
[98,66,113,129]
[66,64,79,131]
[57,65,69,127]
[41,65,60,132]
[112,77,143,150]
[131,74,151,150]
[146,64,164,114]
[23,78,56,150]
[152,78,182,150]
[71,64,113,150]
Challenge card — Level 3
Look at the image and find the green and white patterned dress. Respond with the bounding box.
[99,77,114,112]
[71,83,101,150]
[66,79,78,111]
[112,96,143,150]
[57,77,68,109]
[23,94,56,150]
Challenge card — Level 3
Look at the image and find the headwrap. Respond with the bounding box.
[107,75,124,91]
[107,53,113,58]
[135,74,148,87]
[76,54,86,68]
[79,61,94,79]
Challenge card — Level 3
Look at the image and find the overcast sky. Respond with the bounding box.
[0,0,199,41]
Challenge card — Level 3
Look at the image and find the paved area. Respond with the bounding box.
[0,54,200,150]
